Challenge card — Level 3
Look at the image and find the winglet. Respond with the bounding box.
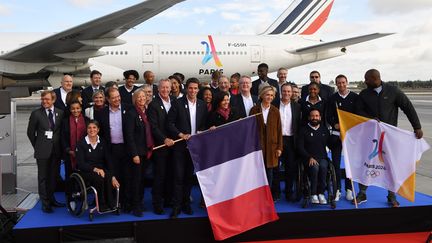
[260,0,334,35]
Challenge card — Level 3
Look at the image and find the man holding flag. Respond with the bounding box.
[354,69,423,207]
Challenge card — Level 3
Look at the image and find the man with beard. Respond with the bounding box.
[297,109,330,205]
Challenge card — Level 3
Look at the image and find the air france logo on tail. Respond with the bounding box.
[201,35,223,67]
[368,131,386,163]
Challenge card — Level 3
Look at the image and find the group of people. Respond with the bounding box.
[27,63,423,219]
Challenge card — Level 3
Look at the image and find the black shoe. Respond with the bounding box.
[170,207,181,219]
[182,204,193,215]
[387,195,400,208]
[42,205,53,213]
[132,208,143,217]
[153,205,165,215]
[352,192,367,205]
[51,200,66,207]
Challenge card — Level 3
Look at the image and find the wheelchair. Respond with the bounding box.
[65,172,120,221]
[297,158,338,209]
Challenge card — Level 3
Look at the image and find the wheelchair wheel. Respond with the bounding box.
[326,162,338,209]
[66,173,88,217]
[299,163,311,208]
[295,162,303,202]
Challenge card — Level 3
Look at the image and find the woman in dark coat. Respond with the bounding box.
[208,91,240,128]
[75,120,120,211]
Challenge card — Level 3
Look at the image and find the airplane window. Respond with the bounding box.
[175,51,178,55]
[125,51,128,55]
[188,51,191,55]
[111,51,114,55]
[120,51,123,55]
[193,51,195,55]
[170,51,173,54]
[228,51,231,55]
[223,51,226,55]
[236,51,239,55]
[161,51,164,55]
[201,51,204,55]
[115,51,118,55]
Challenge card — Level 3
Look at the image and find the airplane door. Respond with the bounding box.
[142,44,154,63]
[250,45,261,63]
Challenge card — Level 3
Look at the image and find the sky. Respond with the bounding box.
[1,0,432,84]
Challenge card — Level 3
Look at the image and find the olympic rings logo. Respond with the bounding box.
[366,169,380,178]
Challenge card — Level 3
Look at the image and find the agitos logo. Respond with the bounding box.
[201,35,223,67]
[368,131,386,163]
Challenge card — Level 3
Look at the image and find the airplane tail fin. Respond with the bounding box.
[260,0,334,35]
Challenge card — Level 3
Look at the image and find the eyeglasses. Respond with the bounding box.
[310,76,319,79]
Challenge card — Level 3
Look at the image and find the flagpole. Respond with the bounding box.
[152,113,263,151]
[335,104,358,209]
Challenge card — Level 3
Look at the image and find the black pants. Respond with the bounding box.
[131,155,149,210]
[172,141,194,208]
[111,144,132,208]
[152,147,173,207]
[273,136,297,196]
[328,134,352,191]
[37,155,58,207]
[79,170,114,208]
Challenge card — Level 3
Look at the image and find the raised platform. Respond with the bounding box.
[13,185,432,242]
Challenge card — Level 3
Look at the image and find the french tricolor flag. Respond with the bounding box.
[187,116,279,241]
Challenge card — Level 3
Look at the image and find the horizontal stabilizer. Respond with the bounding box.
[293,33,394,54]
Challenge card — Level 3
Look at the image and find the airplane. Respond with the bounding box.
[0,0,391,97]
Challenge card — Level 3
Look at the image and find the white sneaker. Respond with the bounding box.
[311,195,319,204]
[346,189,354,201]
[335,190,341,202]
[318,194,327,204]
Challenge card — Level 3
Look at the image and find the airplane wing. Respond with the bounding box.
[1,0,184,63]
[293,33,393,54]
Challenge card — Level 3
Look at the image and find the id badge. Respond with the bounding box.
[45,131,53,139]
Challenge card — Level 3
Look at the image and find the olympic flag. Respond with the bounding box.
[187,116,278,240]
[337,109,430,201]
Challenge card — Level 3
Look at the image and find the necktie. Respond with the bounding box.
[48,109,55,130]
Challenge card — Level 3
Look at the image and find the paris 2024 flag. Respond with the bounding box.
[187,116,279,241]
[337,109,430,201]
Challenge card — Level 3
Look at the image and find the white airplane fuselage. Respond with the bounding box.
[0,33,346,88]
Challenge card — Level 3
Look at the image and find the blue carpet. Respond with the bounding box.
[14,183,432,230]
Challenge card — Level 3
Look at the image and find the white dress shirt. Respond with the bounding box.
[280,101,293,136]
[242,94,254,116]
[188,99,197,135]
[261,104,270,125]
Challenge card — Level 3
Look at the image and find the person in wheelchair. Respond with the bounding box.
[75,120,120,212]
[298,109,330,204]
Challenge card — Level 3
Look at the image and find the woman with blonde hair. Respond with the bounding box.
[250,84,283,200]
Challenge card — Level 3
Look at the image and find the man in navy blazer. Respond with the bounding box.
[94,87,132,211]
[147,79,176,215]
[27,90,64,213]
[53,74,73,111]
[231,75,258,118]
[81,70,105,109]
[119,70,140,105]
[167,78,208,219]
[251,63,279,105]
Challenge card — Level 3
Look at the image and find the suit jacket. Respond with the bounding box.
[207,107,240,127]
[119,85,139,105]
[231,94,258,118]
[279,101,301,147]
[81,85,105,109]
[250,104,283,168]
[167,96,208,139]
[301,83,335,101]
[75,137,114,174]
[94,103,130,146]
[124,108,148,157]
[147,95,175,146]
[27,107,64,160]
[53,88,67,111]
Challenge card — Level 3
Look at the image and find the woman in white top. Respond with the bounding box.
[85,90,105,119]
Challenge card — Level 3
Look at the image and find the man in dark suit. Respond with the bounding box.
[209,70,221,95]
[167,78,208,219]
[143,70,158,98]
[251,63,279,106]
[119,70,140,105]
[81,70,105,108]
[147,79,176,215]
[231,75,258,118]
[53,74,73,111]
[301,70,335,101]
[274,83,301,202]
[27,90,64,213]
[94,87,132,211]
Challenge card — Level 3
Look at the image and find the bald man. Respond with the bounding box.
[53,74,73,110]
[355,68,423,207]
